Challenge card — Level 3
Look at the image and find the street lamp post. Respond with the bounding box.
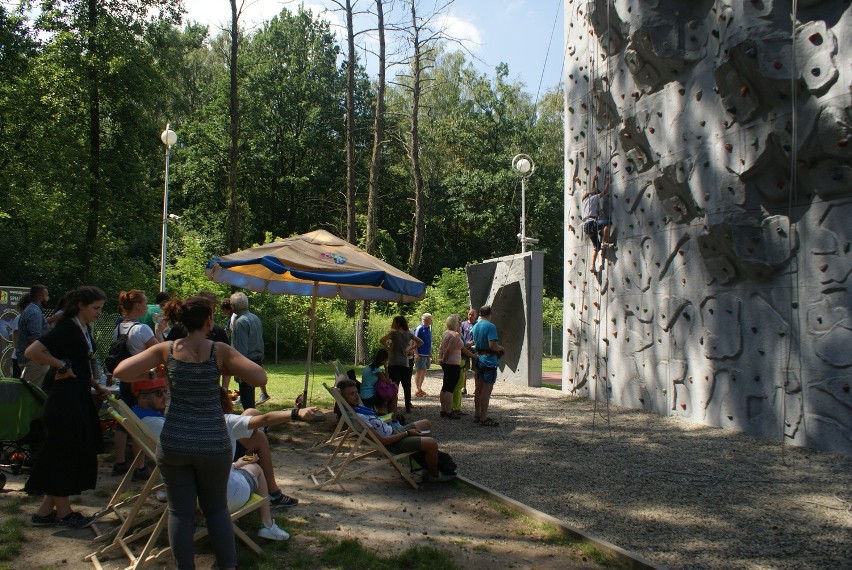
[512,153,537,253]
[160,124,177,292]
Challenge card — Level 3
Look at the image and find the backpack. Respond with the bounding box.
[104,322,140,373]
[411,450,457,476]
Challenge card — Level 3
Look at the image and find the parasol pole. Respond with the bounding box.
[301,281,319,408]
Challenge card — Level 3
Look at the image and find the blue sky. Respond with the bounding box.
[182,0,564,95]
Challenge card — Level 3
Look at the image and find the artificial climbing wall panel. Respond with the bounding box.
[562,0,851,455]
[467,252,544,387]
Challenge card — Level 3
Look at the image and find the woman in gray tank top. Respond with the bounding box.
[115,296,267,570]
[380,315,423,413]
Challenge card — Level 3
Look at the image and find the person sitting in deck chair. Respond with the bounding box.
[218,388,317,540]
[132,377,317,540]
[337,379,454,482]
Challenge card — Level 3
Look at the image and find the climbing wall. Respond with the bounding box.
[467,252,544,387]
[562,0,852,455]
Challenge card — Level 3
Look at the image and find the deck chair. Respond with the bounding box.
[88,397,269,569]
[312,361,353,449]
[88,398,169,569]
[90,415,164,545]
[310,383,419,490]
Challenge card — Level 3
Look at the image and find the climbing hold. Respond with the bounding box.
[649,127,655,134]
[819,263,828,272]
[725,143,733,152]
[773,59,782,70]
[680,403,687,410]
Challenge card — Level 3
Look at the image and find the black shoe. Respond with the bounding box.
[56,511,95,529]
[31,512,57,527]
[269,493,299,508]
[132,466,152,482]
[112,461,131,476]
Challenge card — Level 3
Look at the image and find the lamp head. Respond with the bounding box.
[512,153,534,177]
[161,125,177,147]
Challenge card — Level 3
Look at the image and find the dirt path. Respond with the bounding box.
[0,411,615,570]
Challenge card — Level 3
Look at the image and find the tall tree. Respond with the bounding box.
[0,0,184,293]
[357,0,388,363]
[395,0,454,278]
[343,0,357,247]
[406,0,426,278]
[227,0,242,252]
[237,6,346,244]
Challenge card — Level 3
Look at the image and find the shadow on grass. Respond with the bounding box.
[235,537,458,570]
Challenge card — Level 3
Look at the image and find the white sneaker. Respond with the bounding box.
[156,489,168,503]
[258,522,289,541]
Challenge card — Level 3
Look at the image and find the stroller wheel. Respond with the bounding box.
[0,472,6,490]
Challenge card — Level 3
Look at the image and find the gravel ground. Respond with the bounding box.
[414,373,852,570]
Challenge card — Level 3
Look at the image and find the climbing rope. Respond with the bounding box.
[781,0,803,465]
[585,0,612,437]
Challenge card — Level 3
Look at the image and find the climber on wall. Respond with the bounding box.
[581,172,612,274]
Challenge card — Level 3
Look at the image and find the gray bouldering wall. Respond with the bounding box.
[467,252,544,387]
[562,0,851,455]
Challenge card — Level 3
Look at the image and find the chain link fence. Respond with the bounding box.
[542,325,563,357]
[3,310,561,374]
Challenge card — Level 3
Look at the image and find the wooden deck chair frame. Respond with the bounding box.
[90,426,164,544]
[313,361,353,449]
[310,383,419,490]
[88,397,268,569]
[88,397,169,569]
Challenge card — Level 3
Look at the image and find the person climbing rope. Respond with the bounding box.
[581,172,612,274]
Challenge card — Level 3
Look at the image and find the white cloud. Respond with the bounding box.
[438,12,482,54]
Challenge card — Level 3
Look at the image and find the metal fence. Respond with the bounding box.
[1,310,563,376]
[542,325,563,357]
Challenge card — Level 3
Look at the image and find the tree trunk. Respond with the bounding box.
[358,0,387,365]
[228,0,240,252]
[344,0,357,247]
[344,0,357,319]
[83,0,100,281]
[407,0,425,278]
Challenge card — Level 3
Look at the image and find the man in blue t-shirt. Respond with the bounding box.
[471,305,504,427]
[413,313,433,397]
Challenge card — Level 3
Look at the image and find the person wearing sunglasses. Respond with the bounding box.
[131,376,169,435]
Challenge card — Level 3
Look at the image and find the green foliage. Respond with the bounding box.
[542,295,563,327]
[167,229,229,300]
[416,267,471,320]
[0,5,566,325]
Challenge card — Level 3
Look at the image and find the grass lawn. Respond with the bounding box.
[261,358,564,409]
[542,356,562,373]
[261,361,339,410]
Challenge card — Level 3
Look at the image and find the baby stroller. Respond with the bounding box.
[0,376,46,490]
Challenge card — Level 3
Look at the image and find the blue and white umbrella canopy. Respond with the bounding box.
[205,229,425,303]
